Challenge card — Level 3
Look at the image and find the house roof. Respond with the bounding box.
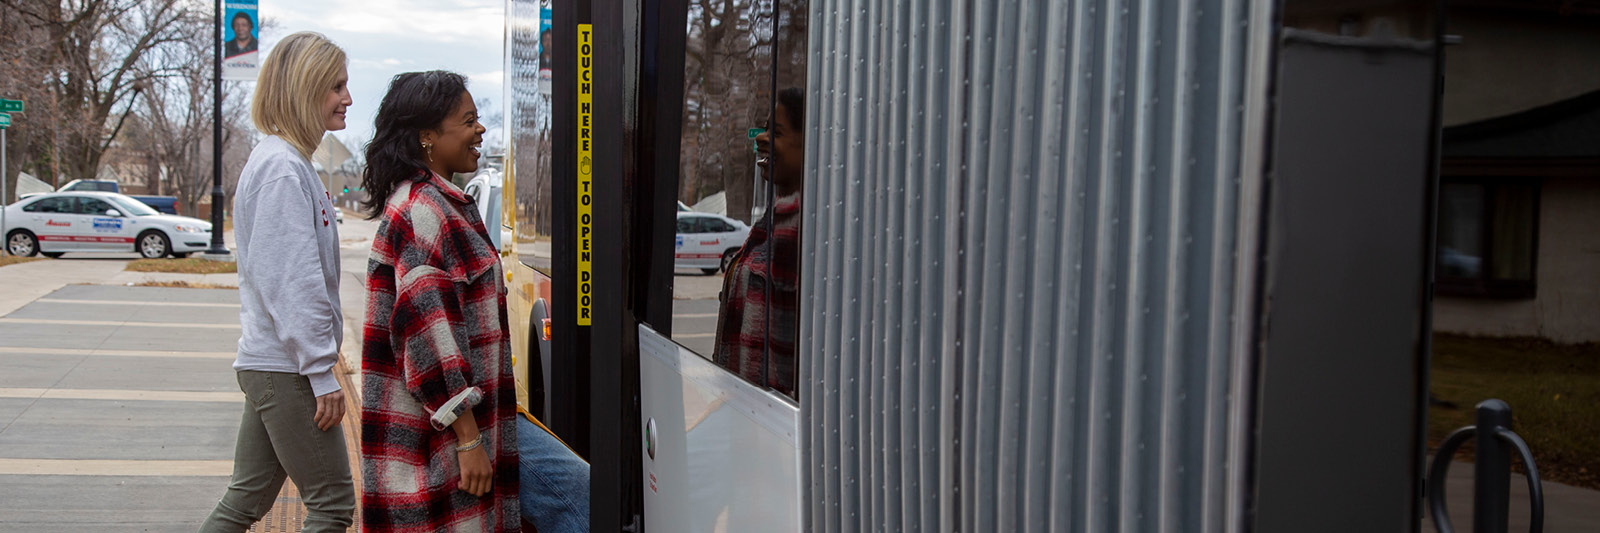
[1442,89,1600,159]
[691,191,727,216]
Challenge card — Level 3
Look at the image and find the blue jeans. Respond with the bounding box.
[518,415,590,533]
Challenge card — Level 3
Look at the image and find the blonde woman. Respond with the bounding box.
[201,31,355,533]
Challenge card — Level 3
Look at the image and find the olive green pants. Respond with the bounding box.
[200,371,354,532]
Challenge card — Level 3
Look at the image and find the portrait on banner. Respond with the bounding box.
[223,2,260,80]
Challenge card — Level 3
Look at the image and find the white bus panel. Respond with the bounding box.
[637,325,802,532]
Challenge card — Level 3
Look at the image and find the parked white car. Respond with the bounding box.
[675,212,750,275]
[3,191,214,259]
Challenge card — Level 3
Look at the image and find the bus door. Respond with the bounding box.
[524,0,816,529]
[635,0,812,530]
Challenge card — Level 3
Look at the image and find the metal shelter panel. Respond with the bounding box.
[801,0,1263,531]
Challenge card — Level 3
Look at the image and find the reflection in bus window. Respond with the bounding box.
[670,0,776,357]
[713,87,804,400]
[666,0,806,401]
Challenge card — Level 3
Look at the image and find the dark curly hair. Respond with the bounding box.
[776,87,804,130]
[360,70,469,218]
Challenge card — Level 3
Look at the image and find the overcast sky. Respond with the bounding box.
[255,0,506,153]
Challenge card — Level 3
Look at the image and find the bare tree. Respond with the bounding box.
[113,4,250,216]
[0,0,192,187]
[0,0,66,199]
[335,133,368,176]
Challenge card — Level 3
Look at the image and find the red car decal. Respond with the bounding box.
[39,236,134,243]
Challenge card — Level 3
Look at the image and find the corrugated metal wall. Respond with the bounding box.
[799,1,1266,531]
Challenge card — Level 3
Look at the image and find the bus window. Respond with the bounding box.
[510,0,556,276]
[686,0,807,401]
[506,0,557,422]
[670,0,777,360]
[752,0,808,402]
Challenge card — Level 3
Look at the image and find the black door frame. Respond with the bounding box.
[550,0,688,529]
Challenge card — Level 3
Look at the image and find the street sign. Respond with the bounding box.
[748,128,765,152]
[0,99,21,113]
[0,113,10,129]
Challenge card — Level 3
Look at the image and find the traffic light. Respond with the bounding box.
[343,186,349,194]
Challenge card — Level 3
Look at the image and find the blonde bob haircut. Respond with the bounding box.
[251,32,346,157]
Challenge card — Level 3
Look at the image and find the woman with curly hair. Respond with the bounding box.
[357,70,517,531]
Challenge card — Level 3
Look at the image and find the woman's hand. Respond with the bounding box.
[451,410,491,496]
[313,390,345,431]
[457,445,493,496]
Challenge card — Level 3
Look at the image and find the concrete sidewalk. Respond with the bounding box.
[0,284,363,532]
[1426,463,1600,532]
[0,217,375,377]
[5,220,1598,529]
[0,257,240,313]
[0,258,127,317]
[0,227,375,531]
[0,284,248,531]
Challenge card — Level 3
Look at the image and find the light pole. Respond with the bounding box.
[206,0,229,256]
[1,124,7,256]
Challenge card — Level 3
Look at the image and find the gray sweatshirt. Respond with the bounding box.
[232,136,344,396]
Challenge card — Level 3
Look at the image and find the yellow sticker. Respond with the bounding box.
[577,23,594,326]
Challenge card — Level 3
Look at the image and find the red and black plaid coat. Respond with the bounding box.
[713,193,802,399]
[360,174,519,531]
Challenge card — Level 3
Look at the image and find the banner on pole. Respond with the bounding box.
[222,2,260,80]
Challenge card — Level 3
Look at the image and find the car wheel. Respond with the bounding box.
[721,248,740,274]
[138,231,171,259]
[42,252,65,259]
[701,267,720,275]
[6,230,39,257]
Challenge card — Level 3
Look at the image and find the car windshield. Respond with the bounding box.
[107,195,160,217]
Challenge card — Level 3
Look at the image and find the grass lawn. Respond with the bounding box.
[126,258,238,274]
[1429,333,1600,490]
[0,256,43,268]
